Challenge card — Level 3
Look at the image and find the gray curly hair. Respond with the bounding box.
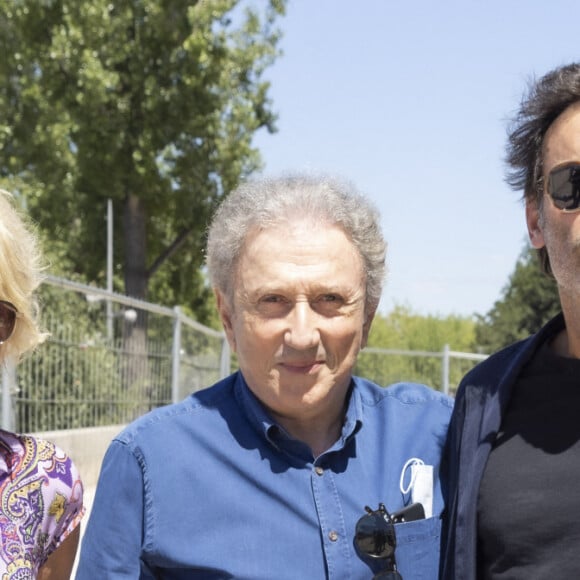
[206,173,387,313]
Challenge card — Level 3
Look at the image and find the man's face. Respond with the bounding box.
[527,102,580,304]
[216,221,374,423]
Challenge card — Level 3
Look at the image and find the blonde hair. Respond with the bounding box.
[0,190,47,361]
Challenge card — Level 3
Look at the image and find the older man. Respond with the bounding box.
[442,62,580,579]
[77,174,451,579]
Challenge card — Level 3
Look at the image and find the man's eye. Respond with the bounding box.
[320,294,341,303]
[313,295,346,315]
[261,295,283,303]
[255,295,291,317]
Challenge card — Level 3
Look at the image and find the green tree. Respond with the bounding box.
[357,305,477,390]
[0,0,285,322]
[368,305,476,352]
[475,245,560,352]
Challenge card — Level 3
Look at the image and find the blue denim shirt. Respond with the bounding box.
[77,372,452,579]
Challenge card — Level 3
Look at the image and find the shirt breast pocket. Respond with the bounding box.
[393,515,441,580]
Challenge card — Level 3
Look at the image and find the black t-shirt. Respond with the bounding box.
[477,340,580,579]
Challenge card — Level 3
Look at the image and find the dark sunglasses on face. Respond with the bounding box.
[355,503,403,580]
[0,301,18,344]
[547,163,580,212]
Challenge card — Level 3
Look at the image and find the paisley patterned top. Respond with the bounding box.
[0,430,84,579]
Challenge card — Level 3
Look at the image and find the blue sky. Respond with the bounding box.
[253,0,579,318]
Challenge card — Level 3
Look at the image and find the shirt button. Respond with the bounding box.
[328,531,339,542]
[314,466,324,476]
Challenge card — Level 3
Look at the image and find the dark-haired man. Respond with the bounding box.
[443,62,580,579]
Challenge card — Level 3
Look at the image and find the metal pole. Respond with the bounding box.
[106,199,113,341]
[2,359,15,431]
[219,336,231,380]
[442,344,450,395]
[171,307,182,404]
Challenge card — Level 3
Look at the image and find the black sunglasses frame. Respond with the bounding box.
[0,301,18,344]
[547,163,580,212]
[355,503,403,580]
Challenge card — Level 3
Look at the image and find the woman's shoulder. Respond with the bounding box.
[0,430,85,572]
[17,434,83,495]
[0,430,75,475]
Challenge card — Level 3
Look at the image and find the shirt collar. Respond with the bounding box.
[233,371,363,454]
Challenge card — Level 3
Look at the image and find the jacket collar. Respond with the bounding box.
[479,312,565,439]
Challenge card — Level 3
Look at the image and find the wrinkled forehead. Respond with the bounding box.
[231,220,364,287]
[239,218,359,264]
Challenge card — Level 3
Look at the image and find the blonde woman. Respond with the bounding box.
[0,190,84,579]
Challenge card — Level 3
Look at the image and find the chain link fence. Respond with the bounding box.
[2,276,230,433]
[356,346,488,396]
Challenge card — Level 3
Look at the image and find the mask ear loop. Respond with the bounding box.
[399,457,425,495]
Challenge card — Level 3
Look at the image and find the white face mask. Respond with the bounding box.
[399,457,434,518]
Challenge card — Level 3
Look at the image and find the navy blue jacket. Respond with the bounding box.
[440,313,565,580]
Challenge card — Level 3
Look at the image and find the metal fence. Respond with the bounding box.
[356,345,488,396]
[2,276,230,433]
[1,276,488,433]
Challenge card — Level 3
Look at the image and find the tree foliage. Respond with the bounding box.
[367,305,477,352]
[475,245,560,352]
[0,0,285,323]
[356,305,478,391]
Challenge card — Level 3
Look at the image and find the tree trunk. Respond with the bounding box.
[122,193,150,412]
[123,193,148,300]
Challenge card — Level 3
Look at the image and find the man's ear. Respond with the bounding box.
[526,198,546,249]
[215,290,236,352]
[361,306,377,349]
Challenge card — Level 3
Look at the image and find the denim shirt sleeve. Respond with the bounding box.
[76,439,152,579]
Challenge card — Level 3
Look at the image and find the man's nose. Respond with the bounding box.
[283,301,320,350]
